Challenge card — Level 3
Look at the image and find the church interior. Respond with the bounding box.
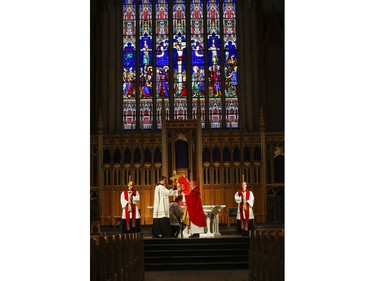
[90,0,284,280]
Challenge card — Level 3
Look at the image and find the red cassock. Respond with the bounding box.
[178,176,207,227]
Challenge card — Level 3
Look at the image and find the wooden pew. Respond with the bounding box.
[90,232,144,281]
[248,229,284,281]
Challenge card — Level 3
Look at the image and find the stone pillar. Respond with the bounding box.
[161,100,168,178]
[107,1,116,133]
[196,99,204,202]
[188,132,193,180]
[97,108,104,225]
[259,107,267,223]
[115,0,123,132]
[101,3,109,134]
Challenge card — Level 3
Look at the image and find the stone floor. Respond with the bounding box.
[144,269,249,281]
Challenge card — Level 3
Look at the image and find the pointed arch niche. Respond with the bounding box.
[165,120,201,181]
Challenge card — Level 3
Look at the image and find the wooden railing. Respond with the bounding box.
[249,230,284,281]
[90,233,144,281]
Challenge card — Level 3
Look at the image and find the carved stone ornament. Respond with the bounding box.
[274,145,284,157]
[176,132,188,142]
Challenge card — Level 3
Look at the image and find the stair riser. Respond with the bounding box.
[143,238,249,245]
[146,255,247,262]
[145,263,249,271]
[144,237,249,271]
[144,244,248,251]
[145,250,248,257]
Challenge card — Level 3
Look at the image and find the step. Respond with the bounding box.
[144,237,249,271]
[144,237,249,244]
[145,243,248,251]
[144,248,248,257]
[145,261,249,271]
[145,254,247,263]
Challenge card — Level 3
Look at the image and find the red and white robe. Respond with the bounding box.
[121,189,140,231]
[235,189,254,231]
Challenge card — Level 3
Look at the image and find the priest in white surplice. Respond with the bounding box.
[120,180,141,233]
[235,181,255,236]
[152,176,180,238]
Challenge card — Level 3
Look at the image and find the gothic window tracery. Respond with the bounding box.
[123,0,239,130]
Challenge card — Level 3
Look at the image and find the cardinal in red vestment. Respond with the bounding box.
[178,176,207,229]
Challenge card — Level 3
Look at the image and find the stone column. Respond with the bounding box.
[97,108,104,225]
[161,100,168,177]
[196,99,204,202]
[101,3,109,134]
[188,131,193,180]
[259,107,267,223]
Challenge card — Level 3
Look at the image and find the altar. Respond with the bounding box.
[147,205,226,238]
[199,205,226,238]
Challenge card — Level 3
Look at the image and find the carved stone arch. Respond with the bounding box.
[213,146,221,162]
[92,156,98,187]
[243,145,250,162]
[274,143,284,157]
[175,130,188,142]
[175,132,189,173]
[274,153,284,183]
[124,147,132,164]
[164,119,202,181]
[233,146,240,162]
[134,147,142,163]
[203,146,210,163]
[144,147,152,163]
[253,145,261,162]
[273,142,284,183]
[154,147,162,163]
[266,143,274,155]
[91,144,98,157]
[103,147,111,164]
[223,146,231,162]
[113,147,121,164]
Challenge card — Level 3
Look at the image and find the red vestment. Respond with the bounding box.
[124,188,137,229]
[178,177,206,227]
[238,189,250,221]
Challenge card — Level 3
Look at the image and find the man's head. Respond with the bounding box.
[128,181,133,189]
[160,176,166,184]
[242,181,247,191]
[175,195,183,203]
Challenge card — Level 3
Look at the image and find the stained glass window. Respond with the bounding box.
[207,0,221,128]
[123,0,136,130]
[191,0,205,128]
[123,0,239,130]
[156,0,170,129]
[173,0,187,120]
[223,0,238,128]
[139,0,153,129]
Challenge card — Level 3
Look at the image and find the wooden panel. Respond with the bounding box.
[111,188,122,225]
[139,189,153,225]
[101,187,112,225]
[251,187,263,222]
